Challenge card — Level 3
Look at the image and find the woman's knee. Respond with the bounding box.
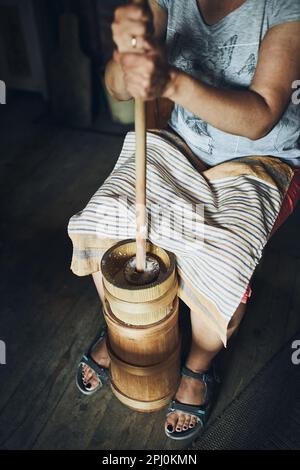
[227,302,247,338]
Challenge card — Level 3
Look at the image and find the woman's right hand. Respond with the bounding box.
[112,4,154,54]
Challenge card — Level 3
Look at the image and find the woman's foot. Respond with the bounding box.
[165,369,207,433]
[81,337,111,391]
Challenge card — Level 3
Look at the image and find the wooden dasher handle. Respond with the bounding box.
[132,0,149,272]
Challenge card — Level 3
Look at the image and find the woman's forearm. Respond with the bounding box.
[164,69,276,141]
[104,58,132,102]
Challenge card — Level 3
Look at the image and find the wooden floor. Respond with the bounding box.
[0,93,300,450]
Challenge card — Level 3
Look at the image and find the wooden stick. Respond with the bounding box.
[135,98,147,272]
[133,0,149,272]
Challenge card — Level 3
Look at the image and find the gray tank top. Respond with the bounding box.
[157,0,300,167]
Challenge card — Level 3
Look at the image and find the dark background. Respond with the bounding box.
[0,0,131,133]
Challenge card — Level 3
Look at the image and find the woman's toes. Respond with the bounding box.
[81,365,89,378]
[166,413,196,433]
[182,415,191,431]
[166,422,174,433]
[175,413,185,432]
[165,413,178,433]
[89,376,100,390]
[189,416,198,428]
[81,365,99,389]
[83,369,94,384]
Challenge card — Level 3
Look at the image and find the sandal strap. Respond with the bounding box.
[181,366,213,383]
[80,354,109,384]
[87,324,107,355]
[181,365,220,404]
[167,399,206,420]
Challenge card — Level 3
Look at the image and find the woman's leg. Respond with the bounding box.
[81,272,111,390]
[165,302,246,433]
[92,271,105,304]
[84,270,246,402]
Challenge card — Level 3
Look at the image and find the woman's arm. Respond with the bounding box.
[163,21,300,140]
[105,1,167,101]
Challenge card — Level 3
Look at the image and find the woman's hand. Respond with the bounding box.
[111,4,170,100]
[114,47,170,101]
[112,4,153,53]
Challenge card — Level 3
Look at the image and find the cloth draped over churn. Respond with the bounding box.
[68,130,294,345]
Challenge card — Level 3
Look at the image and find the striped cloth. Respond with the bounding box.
[68,130,294,344]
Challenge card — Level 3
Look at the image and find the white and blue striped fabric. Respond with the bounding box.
[68,131,293,344]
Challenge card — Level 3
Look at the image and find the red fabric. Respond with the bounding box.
[269,168,300,237]
[241,285,252,304]
[241,168,300,304]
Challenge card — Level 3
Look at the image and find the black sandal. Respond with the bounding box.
[76,325,110,396]
[165,365,219,441]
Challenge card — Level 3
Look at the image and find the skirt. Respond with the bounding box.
[68,130,294,345]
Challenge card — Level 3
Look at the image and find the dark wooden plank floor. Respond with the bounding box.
[1,93,300,450]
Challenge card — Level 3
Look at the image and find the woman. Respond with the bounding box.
[69,0,300,440]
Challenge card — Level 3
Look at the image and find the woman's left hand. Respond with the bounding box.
[114,43,171,101]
